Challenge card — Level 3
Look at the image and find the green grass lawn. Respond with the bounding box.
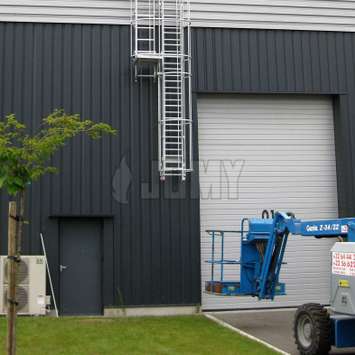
[0,315,276,355]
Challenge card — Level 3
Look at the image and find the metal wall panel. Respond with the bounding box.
[0,23,201,308]
[2,0,355,32]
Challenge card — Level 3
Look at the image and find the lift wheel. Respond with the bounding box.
[294,303,331,355]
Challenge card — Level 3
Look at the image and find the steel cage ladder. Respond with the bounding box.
[131,0,193,181]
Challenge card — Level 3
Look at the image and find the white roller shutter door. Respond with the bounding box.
[198,95,338,310]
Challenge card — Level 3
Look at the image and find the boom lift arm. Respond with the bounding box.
[205,212,355,300]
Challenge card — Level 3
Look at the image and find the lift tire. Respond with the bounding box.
[294,303,331,355]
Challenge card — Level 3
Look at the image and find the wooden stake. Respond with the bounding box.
[16,191,25,255]
[7,201,17,355]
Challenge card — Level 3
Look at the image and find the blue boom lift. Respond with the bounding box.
[206,211,355,354]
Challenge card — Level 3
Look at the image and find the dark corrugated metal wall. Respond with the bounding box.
[0,23,201,307]
[0,23,354,307]
[192,28,355,218]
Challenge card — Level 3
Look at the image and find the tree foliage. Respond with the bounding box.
[0,110,116,195]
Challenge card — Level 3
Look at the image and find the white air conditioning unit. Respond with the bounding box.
[0,256,47,315]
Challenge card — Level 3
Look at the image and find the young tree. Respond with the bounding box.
[0,110,116,355]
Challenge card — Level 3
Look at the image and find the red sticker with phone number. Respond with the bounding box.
[332,252,355,276]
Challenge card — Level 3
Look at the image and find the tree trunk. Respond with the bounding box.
[6,190,25,355]
[6,201,17,355]
[16,190,25,255]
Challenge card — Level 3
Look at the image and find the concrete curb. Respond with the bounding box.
[104,305,199,317]
[204,313,290,355]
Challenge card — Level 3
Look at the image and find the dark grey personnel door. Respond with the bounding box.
[59,219,102,315]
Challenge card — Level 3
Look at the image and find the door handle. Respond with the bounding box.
[59,265,68,272]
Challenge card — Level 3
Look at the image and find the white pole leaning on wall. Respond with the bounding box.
[40,233,59,318]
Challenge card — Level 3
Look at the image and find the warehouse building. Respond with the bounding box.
[0,1,354,315]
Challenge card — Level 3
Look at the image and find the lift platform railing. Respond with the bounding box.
[205,216,287,299]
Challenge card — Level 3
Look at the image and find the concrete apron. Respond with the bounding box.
[207,309,355,355]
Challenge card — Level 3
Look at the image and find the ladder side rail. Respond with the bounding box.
[135,0,138,55]
[130,0,133,56]
[148,0,151,52]
[153,0,156,53]
[161,0,166,177]
[175,5,181,172]
[179,4,186,174]
[162,59,166,177]
[158,61,162,174]
[187,8,192,172]
[180,0,185,175]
